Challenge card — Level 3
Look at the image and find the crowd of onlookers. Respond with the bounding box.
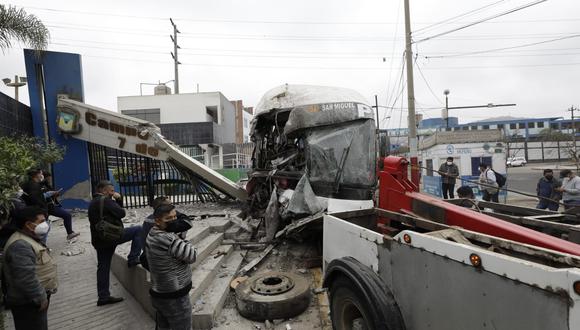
[1,170,198,330]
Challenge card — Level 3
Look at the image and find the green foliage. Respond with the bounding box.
[0,5,49,53]
[0,136,65,222]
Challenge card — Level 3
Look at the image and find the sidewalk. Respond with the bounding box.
[3,212,154,330]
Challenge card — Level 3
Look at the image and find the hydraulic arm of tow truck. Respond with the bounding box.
[378,156,580,257]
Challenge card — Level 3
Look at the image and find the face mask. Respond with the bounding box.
[38,175,45,182]
[546,175,553,180]
[33,221,50,236]
[165,219,192,233]
[446,161,453,165]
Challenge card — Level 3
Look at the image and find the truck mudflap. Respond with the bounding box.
[323,257,405,330]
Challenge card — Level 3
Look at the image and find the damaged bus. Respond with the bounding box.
[246,84,377,230]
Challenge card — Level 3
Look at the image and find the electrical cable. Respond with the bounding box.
[425,34,580,58]
[413,0,506,35]
[414,0,548,44]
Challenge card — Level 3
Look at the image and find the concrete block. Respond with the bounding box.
[111,253,154,317]
[191,250,247,330]
[192,233,224,269]
[190,244,234,304]
[206,217,233,233]
[186,225,211,245]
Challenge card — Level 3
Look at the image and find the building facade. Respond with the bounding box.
[118,91,240,168]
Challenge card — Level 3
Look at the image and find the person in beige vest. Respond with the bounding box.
[3,207,57,330]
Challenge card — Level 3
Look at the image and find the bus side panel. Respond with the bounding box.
[379,243,569,330]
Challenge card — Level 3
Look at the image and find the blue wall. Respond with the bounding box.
[24,50,91,209]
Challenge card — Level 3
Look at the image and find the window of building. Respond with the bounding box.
[482,125,490,129]
[537,122,544,128]
[550,123,559,130]
[497,124,504,129]
[509,123,516,129]
[471,125,478,130]
[518,123,525,129]
[528,122,535,128]
[206,106,218,124]
[121,108,161,124]
[562,123,572,129]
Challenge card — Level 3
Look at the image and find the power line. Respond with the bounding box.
[425,34,580,58]
[414,0,548,44]
[413,0,506,34]
[414,60,443,105]
[20,4,580,25]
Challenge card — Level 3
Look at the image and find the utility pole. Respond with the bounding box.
[569,105,578,161]
[170,18,181,94]
[374,95,380,129]
[403,0,419,189]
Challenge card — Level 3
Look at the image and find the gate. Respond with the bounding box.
[87,143,219,208]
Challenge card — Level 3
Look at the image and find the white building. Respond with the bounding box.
[118,89,238,168]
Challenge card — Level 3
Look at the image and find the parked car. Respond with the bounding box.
[507,156,527,167]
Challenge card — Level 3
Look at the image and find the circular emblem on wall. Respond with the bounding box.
[483,143,490,151]
[446,144,454,154]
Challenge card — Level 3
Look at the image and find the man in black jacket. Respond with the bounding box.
[88,180,143,306]
[21,169,50,243]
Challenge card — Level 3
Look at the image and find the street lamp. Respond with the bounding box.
[443,89,450,129]
[2,75,27,103]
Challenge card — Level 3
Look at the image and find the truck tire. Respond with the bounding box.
[235,272,311,321]
[326,257,405,330]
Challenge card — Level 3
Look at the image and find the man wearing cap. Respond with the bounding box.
[88,180,143,306]
[438,157,460,199]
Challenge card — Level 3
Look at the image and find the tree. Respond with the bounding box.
[0,136,65,224]
[0,5,49,52]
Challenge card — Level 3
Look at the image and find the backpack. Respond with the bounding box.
[94,196,124,242]
[491,169,506,188]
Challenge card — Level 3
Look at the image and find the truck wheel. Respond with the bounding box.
[326,257,405,330]
[330,276,374,330]
[235,272,311,321]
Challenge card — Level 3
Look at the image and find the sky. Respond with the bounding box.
[1,0,579,130]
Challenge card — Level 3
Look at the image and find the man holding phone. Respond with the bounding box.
[41,172,79,240]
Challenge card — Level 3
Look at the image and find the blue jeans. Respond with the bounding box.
[537,198,559,211]
[96,225,142,299]
[49,206,74,235]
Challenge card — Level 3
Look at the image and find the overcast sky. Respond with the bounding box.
[1,0,579,129]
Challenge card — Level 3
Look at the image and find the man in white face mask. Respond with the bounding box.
[3,207,58,330]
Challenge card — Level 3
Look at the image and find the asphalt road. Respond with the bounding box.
[505,162,568,197]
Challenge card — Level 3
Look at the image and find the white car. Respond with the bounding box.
[507,156,527,167]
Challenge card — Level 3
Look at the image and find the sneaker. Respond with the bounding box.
[97,296,124,306]
[67,232,80,240]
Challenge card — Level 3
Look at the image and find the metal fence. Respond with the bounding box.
[507,140,578,162]
[88,143,219,208]
[0,91,33,137]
